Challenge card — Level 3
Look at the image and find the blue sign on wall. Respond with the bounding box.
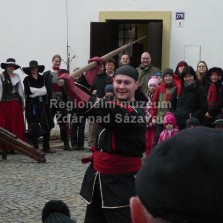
[176,12,185,20]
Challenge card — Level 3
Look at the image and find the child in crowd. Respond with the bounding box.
[154,71,163,85]
[145,77,158,157]
[186,117,200,129]
[151,68,177,146]
[158,112,179,143]
[104,84,114,101]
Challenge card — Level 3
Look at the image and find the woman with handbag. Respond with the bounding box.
[23,60,55,153]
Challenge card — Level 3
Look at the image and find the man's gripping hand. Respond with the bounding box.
[59,73,90,103]
[88,56,103,68]
[85,57,103,86]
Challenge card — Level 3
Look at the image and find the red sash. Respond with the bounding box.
[82,147,142,174]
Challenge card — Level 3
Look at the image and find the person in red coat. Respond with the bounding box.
[173,60,188,96]
[145,77,158,157]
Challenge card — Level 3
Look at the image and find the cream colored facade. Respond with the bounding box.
[0,0,222,80]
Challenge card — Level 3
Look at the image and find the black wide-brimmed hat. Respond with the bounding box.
[1,58,20,70]
[22,60,45,75]
[24,123,46,141]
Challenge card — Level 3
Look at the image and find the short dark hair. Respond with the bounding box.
[105,58,116,65]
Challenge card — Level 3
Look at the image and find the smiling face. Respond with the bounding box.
[105,62,115,75]
[210,72,221,83]
[163,74,173,84]
[52,56,61,69]
[113,74,139,103]
[120,54,130,65]
[141,52,151,68]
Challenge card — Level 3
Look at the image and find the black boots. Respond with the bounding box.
[60,126,73,151]
[42,132,56,153]
[32,140,39,149]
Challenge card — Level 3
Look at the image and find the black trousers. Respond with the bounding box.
[84,179,132,223]
[70,113,86,146]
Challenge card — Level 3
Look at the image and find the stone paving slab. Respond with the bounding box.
[0,142,90,223]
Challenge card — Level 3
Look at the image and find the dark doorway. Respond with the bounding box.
[90,20,163,68]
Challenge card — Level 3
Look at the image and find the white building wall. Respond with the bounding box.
[0,0,222,82]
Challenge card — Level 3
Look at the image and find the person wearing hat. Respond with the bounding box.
[151,68,177,147]
[213,113,223,129]
[23,60,55,152]
[43,54,73,151]
[0,58,25,158]
[144,77,158,157]
[154,71,163,85]
[170,66,207,130]
[158,111,179,143]
[203,67,223,127]
[130,126,223,223]
[173,60,188,96]
[42,200,76,223]
[186,116,200,128]
[58,59,146,223]
[104,84,114,101]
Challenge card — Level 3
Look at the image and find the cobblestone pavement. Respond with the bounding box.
[0,140,90,223]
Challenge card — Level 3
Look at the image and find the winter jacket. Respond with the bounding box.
[136,64,160,95]
[151,82,177,124]
[158,128,179,144]
[170,81,207,129]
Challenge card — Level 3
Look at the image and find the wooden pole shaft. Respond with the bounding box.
[58,36,146,86]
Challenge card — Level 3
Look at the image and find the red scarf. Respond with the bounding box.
[52,67,63,92]
[52,67,62,76]
[207,83,217,109]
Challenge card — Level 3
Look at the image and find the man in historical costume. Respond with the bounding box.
[23,60,55,152]
[0,58,25,159]
[59,59,146,223]
[43,54,73,151]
